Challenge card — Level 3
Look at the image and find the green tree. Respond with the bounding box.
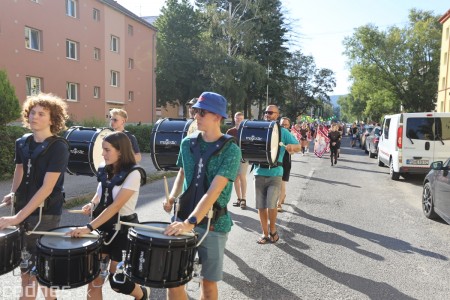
[0,69,20,125]
[343,9,441,114]
[155,0,205,116]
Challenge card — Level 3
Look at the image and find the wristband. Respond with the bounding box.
[86,223,94,232]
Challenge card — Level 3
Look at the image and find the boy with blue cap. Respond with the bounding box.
[163,92,241,299]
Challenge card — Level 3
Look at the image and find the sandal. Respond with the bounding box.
[232,199,241,207]
[240,199,246,209]
[257,236,270,244]
[269,231,280,243]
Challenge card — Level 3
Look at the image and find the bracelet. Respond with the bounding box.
[86,223,94,232]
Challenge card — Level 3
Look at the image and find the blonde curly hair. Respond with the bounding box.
[22,93,69,135]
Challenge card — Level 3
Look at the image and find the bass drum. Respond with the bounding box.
[238,120,281,166]
[150,118,194,171]
[64,126,112,176]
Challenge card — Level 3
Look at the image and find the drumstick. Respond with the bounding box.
[120,221,195,237]
[279,142,286,147]
[67,209,85,214]
[27,230,98,238]
[0,202,8,208]
[163,176,170,202]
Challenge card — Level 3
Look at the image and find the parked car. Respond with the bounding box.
[422,159,450,224]
[378,112,450,180]
[365,126,381,158]
[359,125,374,150]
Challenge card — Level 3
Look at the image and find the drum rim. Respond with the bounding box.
[129,221,196,242]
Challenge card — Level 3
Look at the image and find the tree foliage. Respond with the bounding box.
[343,9,441,119]
[0,69,20,126]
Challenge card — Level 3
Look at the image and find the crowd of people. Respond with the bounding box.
[0,91,352,300]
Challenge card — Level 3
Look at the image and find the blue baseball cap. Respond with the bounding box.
[192,92,228,118]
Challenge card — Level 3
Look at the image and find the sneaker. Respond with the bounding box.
[138,285,151,300]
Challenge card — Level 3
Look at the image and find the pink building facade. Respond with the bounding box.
[0,0,157,124]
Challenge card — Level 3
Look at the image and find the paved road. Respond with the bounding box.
[1,137,450,299]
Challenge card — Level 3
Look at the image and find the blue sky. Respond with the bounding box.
[117,0,449,96]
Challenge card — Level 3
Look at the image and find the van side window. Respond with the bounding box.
[383,119,390,139]
[436,117,450,140]
[406,118,434,140]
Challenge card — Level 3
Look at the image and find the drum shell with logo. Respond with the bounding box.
[64,126,112,176]
[238,120,281,166]
[124,222,197,288]
[0,227,22,275]
[150,118,194,171]
[35,226,102,289]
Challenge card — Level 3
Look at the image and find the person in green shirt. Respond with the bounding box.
[163,92,241,300]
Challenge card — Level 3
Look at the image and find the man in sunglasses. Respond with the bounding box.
[109,108,141,162]
[254,105,301,244]
[163,92,241,300]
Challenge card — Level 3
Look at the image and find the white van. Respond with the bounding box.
[377,112,450,180]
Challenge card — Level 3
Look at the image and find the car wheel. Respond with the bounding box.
[389,159,400,180]
[365,143,369,154]
[369,149,375,158]
[422,182,438,219]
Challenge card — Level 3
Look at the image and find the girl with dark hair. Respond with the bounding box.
[68,132,149,300]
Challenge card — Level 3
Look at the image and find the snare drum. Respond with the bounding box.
[35,226,102,288]
[238,120,281,166]
[150,118,194,171]
[64,126,112,176]
[0,227,21,275]
[124,222,197,288]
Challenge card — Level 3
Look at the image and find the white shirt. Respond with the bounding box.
[96,169,141,216]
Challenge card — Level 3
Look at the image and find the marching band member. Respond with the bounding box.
[254,105,301,244]
[0,93,69,300]
[163,92,241,300]
[109,108,141,162]
[67,132,149,300]
[277,117,293,212]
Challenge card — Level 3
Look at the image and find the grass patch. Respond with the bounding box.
[63,171,178,209]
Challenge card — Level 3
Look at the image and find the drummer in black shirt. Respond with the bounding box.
[328,124,342,166]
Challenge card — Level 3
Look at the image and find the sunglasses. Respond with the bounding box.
[193,108,209,117]
[264,111,277,115]
[281,124,290,128]
[109,117,118,122]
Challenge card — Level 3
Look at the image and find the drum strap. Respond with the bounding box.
[15,134,69,215]
[94,165,146,231]
[177,132,234,224]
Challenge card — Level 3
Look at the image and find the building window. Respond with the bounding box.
[26,76,41,96]
[110,71,119,87]
[93,86,100,98]
[66,40,78,60]
[110,35,119,53]
[25,27,41,51]
[30,0,39,3]
[93,8,100,21]
[128,58,134,69]
[128,91,134,101]
[443,77,446,90]
[66,0,77,18]
[447,27,449,40]
[128,24,134,36]
[67,82,78,101]
[94,47,100,60]
[445,52,448,66]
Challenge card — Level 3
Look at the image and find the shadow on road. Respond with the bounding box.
[289,173,362,188]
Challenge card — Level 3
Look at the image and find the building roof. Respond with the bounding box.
[439,9,450,24]
[143,16,158,26]
[99,0,158,31]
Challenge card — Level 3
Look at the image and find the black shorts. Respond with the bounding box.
[100,214,138,262]
[282,165,291,182]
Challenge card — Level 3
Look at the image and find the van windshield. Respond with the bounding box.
[406,117,450,141]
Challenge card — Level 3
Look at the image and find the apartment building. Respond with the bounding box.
[0,0,157,124]
[438,9,450,112]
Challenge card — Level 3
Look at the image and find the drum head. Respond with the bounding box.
[269,122,280,163]
[133,222,192,241]
[0,228,18,237]
[92,128,112,171]
[39,227,99,250]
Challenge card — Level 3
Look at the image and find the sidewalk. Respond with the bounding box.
[0,153,158,199]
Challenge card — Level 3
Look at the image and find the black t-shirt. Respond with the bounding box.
[123,131,141,154]
[15,137,69,195]
[328,131,341,144]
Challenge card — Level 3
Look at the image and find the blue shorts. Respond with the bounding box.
[195,227,228,282]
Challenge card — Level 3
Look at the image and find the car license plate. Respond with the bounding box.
[406,159,429,165]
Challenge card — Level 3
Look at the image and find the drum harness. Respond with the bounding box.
[93,165,147,246]
[14,133,70,271]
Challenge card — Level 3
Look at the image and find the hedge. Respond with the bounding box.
[0,126,30,180]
